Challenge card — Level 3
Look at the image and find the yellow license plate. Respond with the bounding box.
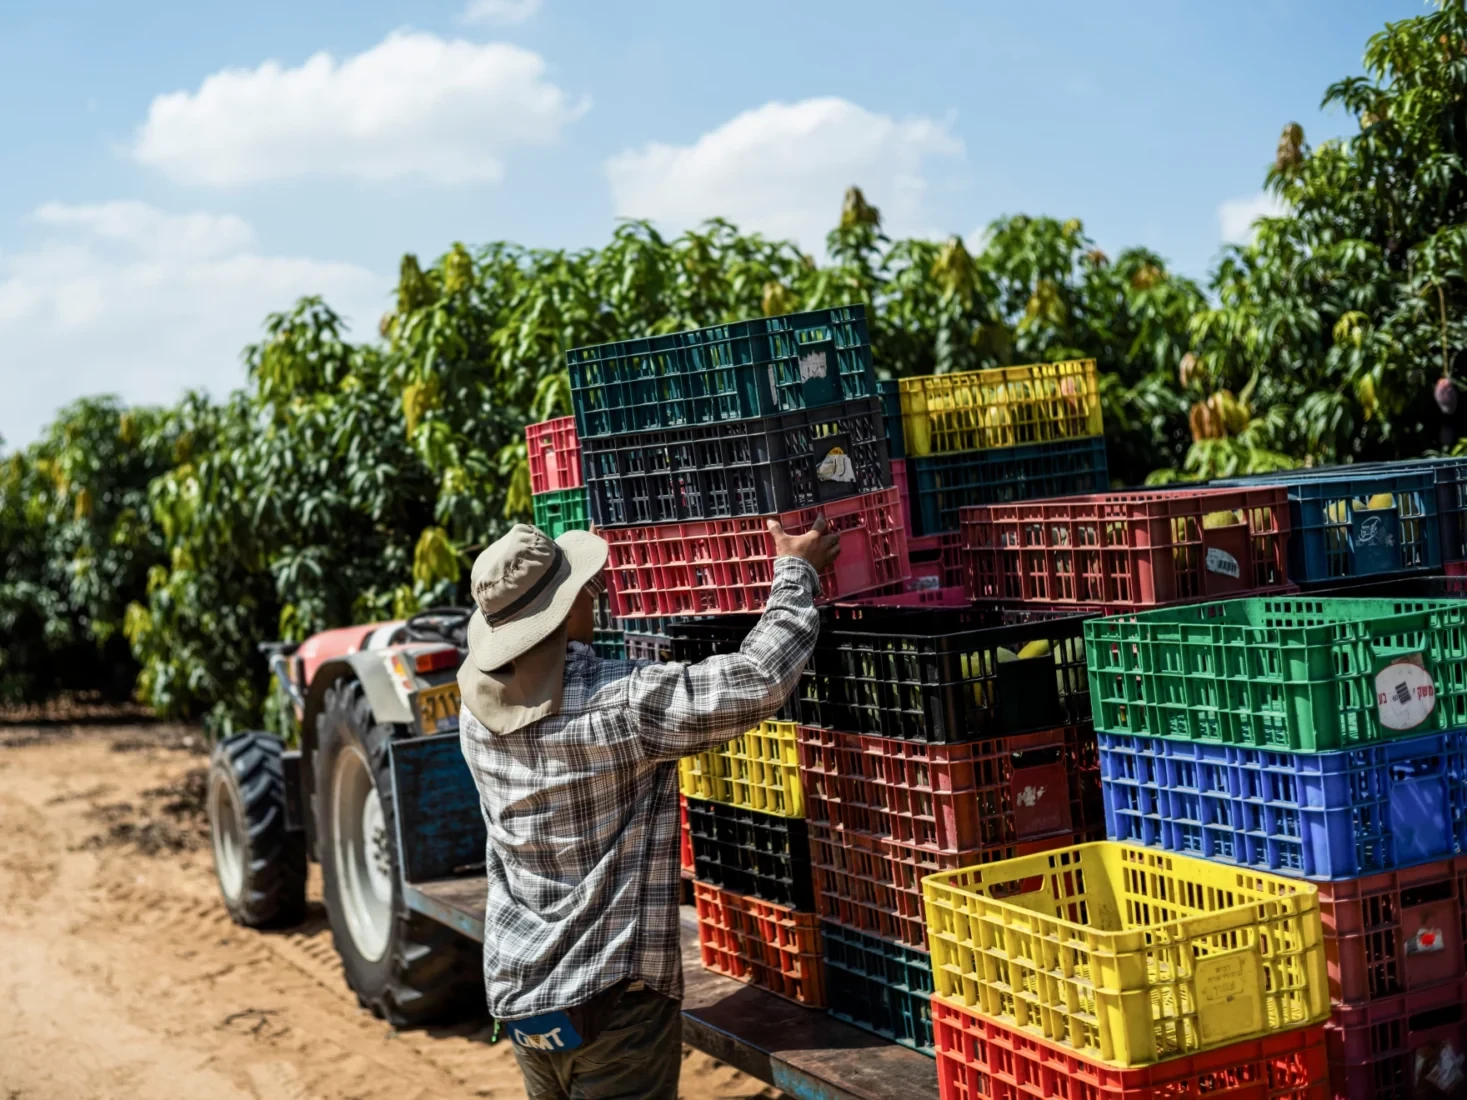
[414,682,461,735]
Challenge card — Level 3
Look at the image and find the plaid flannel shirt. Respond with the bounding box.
[458,556,820,1020]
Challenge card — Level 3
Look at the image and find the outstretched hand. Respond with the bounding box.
[767,514,840,573]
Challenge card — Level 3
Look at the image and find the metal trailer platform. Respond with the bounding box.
[404,877,939,1100]
[390,732,939,1100]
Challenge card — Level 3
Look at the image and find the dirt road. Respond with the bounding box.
[0,723,775,1100]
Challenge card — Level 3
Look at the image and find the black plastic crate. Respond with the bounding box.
[798,605,1094,742]
[685,797,814,911]
[668,618,799,721]
[878,379,905,460]
[583,398,891,527]
[822,921,934,1055]
[908,437,1109,536]
[624,631,672,661]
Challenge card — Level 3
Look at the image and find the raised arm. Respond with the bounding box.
[625,518,838,760]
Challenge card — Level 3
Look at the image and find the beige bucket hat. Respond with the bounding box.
[458,524,608,734]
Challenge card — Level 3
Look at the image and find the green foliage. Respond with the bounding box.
[1186,0,1467,476]
[8,2,1467,727]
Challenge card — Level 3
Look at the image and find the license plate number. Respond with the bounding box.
[414,683,461,734]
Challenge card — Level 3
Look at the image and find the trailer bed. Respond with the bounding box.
[405,877,940,1100]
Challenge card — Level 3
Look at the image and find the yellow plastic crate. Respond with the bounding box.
[898,358,1103,456]
[922,841,1329,1068]
[678,720,803,818]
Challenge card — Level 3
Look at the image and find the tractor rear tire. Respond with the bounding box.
[208,730,308,928]
[315,680,482,1027]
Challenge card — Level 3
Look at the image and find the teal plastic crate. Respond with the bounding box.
[568,306,875,439]
[532,487,589,539]
[592,628,625,659]
[1086,595,1467,752]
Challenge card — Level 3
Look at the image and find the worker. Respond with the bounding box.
[457,517,839,1100]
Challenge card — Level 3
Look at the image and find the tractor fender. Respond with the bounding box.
[297,651,416,859]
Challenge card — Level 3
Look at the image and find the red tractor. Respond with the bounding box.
[205,608,484,1025]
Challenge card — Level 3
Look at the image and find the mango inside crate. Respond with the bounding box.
[897,358,1103,457]
[922,841,1329,1068]
[678,719,803,818]
[1086,595,1467,752]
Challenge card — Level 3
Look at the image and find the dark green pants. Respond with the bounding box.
[511,985,682,1100]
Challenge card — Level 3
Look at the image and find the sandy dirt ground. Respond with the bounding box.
[0,722,777,1100]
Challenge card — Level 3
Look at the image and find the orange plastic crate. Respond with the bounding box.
[679,794,694,875]
[933,997,1327,1100]
[693,880,825,1008]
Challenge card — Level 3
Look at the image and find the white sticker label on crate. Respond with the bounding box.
[1205,547,1240,578]
[798,349,829,382]
[1376,657,1436,731]
[816,447,856,483]
[1015,785,1047,808]
[1407,927,1446,955]
[1425,1043,1465,1093]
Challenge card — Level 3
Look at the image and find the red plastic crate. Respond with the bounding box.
[933,997,1328,1100]
[603,487,909,618]
[525,416,582,494]
[1318,856,1467,1008]
[796,724,1101,853]
[807,822,1071,951]
[911,530,966,589]
[960,487,1291,610]
[1446,559,1467,578]
[892,457,915,541]
[692,880,825,1008]
[1326,977,1467,1100]
[679,793,694,875]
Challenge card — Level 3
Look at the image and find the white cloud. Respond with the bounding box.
[1218,191,1288,244]
[462,0,542,25]
[605,98,963,255]
[0,202,385,449]
[132,30,587,186]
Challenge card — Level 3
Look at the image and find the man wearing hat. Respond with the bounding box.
[458,515,839,1099]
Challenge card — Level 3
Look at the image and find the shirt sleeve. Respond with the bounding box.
[624,556,821,760]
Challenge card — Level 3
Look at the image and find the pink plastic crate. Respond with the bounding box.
[526,416,582,494]
[891,458,915,541]
[603,487,909,618]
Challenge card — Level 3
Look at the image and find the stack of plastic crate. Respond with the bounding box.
[670,620,824,1007]
[896,359,1109,539]
[526,415,590,539]
[959,485,1296,615]
[1210,457,1467,586]
[568,305,910,619]
[921,840,1333,1100]
[1087,594,1467,1099]
[528,415,622,655]
[793,605,1106,1054]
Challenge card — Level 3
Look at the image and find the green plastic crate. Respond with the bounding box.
[1085,595,1467,752]
[532,487,589,539]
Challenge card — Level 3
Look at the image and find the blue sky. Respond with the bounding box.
[0,0,1425,447]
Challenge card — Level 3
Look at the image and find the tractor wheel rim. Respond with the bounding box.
[209,771,245,905]
[332,745,393,962]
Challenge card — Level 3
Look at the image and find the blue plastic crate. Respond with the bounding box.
[909,437,1109,535]
[568,306,875,439]
[877,378,905,459]
[821,921,934,1055]
[1099,728,1467,879]
[1214,464,1458,582]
